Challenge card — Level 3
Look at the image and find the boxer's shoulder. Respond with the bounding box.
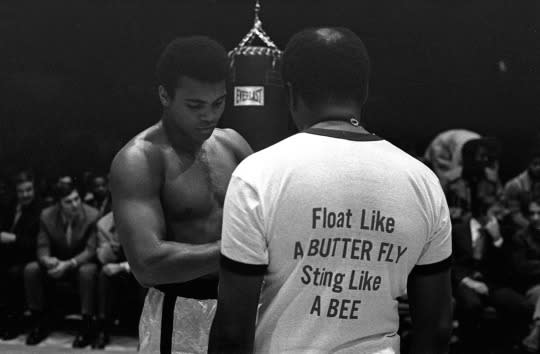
[111,126,166,191]
[112,140,163,176]
[211,128,252,163]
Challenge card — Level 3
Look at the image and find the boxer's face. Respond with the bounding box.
[162,76,226,143]
[16,181,34,207]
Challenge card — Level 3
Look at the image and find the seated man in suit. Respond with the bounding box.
[24,181,99,347]
[84,174,111,218]
[445,137,502,224]
[452,177,532,351]
[503,141,540,230]
[510,198,540,352]
[0,170,41,339]
[94,211,146,349]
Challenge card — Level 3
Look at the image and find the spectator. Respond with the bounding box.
[80,171,94,201]
[94,211,145,349]
[38,177,56,208]
[23,182,99,347]
[0,170,41,339]
[57,175,74,189]
[423,129,481,188]
[445,137,502,223]
[510,198,540,352]
[503,141,540,230]
[84,174,111,217]
[452,177,532,352]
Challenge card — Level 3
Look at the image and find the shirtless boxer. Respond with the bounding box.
[109,36,252,353]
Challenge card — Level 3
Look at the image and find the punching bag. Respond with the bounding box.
[220,1,296,152]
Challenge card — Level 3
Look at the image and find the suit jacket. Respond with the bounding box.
[0,199,41,264]
[85,193,112,218]
[96,211,126,265]
[451,216,514,289]
[37,203,99,265]
[510,226,540,290]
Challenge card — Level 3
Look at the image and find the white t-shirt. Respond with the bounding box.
[221,128,452,354]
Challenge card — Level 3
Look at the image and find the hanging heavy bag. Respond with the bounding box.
[219,1,295,152]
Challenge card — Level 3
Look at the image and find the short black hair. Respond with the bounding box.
[461,137,500,182]
[281,27,370,107]
[524,197,540,216]
[530,198,540,207]
[156,36,228,98]
[92,174,107,183]
[13,169,34,186]
[54,181,78,202]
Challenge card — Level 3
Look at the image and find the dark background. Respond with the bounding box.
[1,0,539,181]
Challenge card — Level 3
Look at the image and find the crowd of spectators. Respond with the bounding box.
[0,171,145,349]
[423,129,540,353]
[1,128,540,352]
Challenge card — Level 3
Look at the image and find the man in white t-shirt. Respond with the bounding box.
[209,27,453,354]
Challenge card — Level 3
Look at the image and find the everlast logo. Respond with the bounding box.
[234,86,264,106]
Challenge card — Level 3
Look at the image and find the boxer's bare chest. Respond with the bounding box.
[160,138,237,244]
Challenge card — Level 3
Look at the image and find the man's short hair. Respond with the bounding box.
[92,174,108,184]
[13,169,34,186]
[281,27,370,107]
[461,137,500,182]
[524,197,540,216]
[156,36,228,98]
[530,198,540,206]
[54,181,78,202]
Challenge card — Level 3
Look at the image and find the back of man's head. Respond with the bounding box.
[156,36,228,98]
[281,27,370,108]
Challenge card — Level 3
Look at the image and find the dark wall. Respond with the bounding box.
[1,0,539,181]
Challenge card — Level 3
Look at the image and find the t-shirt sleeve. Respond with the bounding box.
[416,180,452,267]
[221,174,268,265]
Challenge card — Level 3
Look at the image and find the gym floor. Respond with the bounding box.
[0,315,138,354]
[0,331,137,353]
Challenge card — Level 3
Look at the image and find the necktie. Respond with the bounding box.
[10,205,22,232]
[65,220,73,247]
[473,228,486,260]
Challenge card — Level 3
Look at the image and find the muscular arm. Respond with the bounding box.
[110,144,220,287]
[209,256,264,354]
[222,128,253,163]
[407,260,453,354]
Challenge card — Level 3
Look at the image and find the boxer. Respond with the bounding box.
[110,36,252,353]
